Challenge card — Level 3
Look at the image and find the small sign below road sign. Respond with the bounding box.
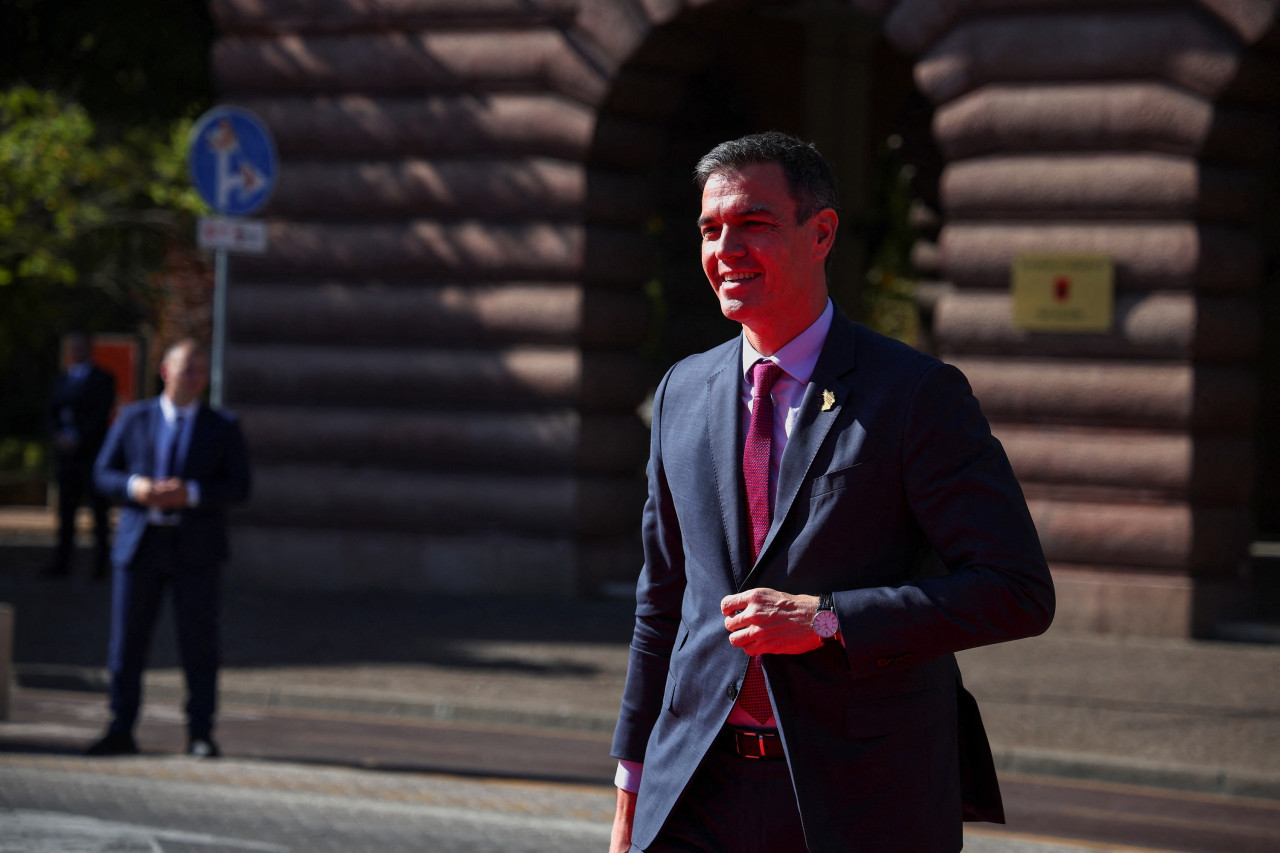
[197,216,268,254]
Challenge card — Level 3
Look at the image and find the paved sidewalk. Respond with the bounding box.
[2,506,1279,803]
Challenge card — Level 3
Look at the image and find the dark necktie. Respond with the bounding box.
[160,414,184,479]
[739,360,782,725]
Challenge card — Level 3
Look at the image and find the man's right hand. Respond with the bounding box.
[132,477,188,510]
[610,787,637,853]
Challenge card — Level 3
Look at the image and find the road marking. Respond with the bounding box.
[0,810,289,852]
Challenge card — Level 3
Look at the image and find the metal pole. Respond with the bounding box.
[211,247,228,408]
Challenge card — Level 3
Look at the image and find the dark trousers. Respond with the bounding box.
[54,457,110,573]
[107,526,221,739]
[643,734,809,853]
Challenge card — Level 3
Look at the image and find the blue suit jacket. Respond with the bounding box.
[611,311,1054,853]
[94,397,251,570]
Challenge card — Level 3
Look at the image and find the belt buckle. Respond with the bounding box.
[733,728,773,760]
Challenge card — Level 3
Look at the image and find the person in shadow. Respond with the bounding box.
[45,330,116,579]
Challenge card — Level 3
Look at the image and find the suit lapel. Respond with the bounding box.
[145,400,165,477]
[705,342,750,586]
[176,404,211,478]
[740,312,861,590]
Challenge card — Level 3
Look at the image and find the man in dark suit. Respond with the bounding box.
[609,133,1055,853]
[87,339,251,758]
[45,331,116,579]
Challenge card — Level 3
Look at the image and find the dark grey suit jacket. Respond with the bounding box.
[611,310,1054,852]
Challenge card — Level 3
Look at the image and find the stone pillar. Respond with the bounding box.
[209,0,655,595]
[861,0,1279,635]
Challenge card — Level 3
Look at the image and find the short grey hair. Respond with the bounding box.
[694,131,840,224]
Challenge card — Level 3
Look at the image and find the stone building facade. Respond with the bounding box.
[209,0,1279,637]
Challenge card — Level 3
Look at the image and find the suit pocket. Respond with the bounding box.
[846,687,943,739]
[810,458,881,499]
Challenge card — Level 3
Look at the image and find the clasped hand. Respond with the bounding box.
[133,476,189,510]
[721,588,823,656]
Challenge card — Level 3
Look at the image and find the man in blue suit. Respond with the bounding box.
[87,339,251,758]
[609,133,1054,852]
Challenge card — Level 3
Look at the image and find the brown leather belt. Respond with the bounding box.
[721,726,786,760]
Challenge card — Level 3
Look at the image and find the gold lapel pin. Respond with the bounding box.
[822,389,836,412]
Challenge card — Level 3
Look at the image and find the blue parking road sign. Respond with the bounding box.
[188,106,277,216]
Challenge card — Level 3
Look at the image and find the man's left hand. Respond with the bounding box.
[722,588,823,656]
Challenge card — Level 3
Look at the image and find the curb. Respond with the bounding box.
[14,663,620,735]
[18,664,1279,802]
[994,747,1280,802]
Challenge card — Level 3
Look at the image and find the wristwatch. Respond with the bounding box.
[811,592,840,643]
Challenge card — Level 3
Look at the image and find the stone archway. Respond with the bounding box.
[209,0,1279,633]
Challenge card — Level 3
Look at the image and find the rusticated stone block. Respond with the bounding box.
[272,158,587,219]
[227,344,650,411]
[933,84,1278,165]
[941,155,1263,223]
[916,10,1243,105]
[1027,499,1253,574]
[247,221,584,280]
[230,526,581,596]
[239,406,574,470]
[934,291,1260,362]
[245,466,576,533]
[881,0,1280,56]
[238,405,648,475]
[273,158,655,225]
[1197,0,1280,42]
[230,282,651,347]
[636,0,686,26]
[215,31,609,105]
[212,0,579,34]
[572,0,656,67]
[242,465,643,537]
[996,425,1254,504]
[234,221,651,285]
[950,357,1256,430]
[228,95,598,160]
[228,344,581,408]
[1048,565,1235,638]
[939,222,1263,291]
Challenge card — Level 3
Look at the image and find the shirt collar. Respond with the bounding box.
[741,298,833,385]
[159,395,198,423]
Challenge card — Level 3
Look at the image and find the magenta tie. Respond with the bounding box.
[739,360,782,725]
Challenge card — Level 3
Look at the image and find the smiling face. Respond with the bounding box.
[699,162,837,355]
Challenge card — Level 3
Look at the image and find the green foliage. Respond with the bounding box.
[0,86,206,294]
[0,0,215,444]
[862,139,920,346]
[0,437,46,475]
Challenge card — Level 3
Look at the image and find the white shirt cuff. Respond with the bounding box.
[615,760,643,793]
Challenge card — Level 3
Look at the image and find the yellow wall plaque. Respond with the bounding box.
[1011,252,1114,333]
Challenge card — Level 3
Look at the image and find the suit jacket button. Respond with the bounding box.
[726,684,738,700]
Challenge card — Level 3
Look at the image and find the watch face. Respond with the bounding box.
[813,609,839,638]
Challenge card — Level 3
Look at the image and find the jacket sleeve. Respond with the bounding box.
[833,361,1055,679]
[93,408,138,503]
[611,366,685,763]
